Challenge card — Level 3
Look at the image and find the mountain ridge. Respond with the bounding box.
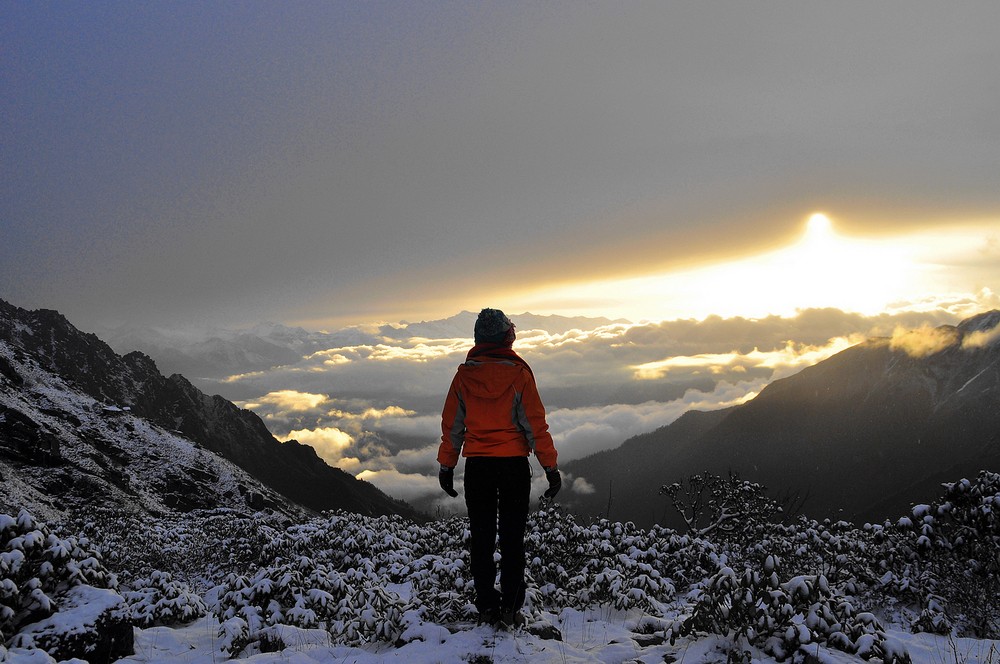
[562,310,1000,528]
[0,299,422,522]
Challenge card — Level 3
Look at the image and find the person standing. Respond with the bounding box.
[437,308,561,627]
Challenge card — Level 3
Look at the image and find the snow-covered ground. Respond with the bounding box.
[103,611,1000,664]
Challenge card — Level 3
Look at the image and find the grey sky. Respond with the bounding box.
[3,2,999,331]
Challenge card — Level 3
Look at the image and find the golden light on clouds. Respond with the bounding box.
[963,322,1000,350]
[305,340,469,365]
[241,390,328,412]
[277,426,360,472]
[890,325,961,359]
[517,214,997,323]
[632,336,860,381]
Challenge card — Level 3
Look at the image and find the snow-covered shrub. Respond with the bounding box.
[67,506,186,583]
[911,592,951,635]
[9,583,132,662]
[263,511,431,574]
[670,555,910,663]
[736,517,880,596]
[524,506,711,615]
[206,512,456,654]
[403,551,475,624]
[69,506,284,589]
[121,570,206,627]
[211,556,345,654]
[523,506,596,608]
[1,509,116,644]
[194,508,284,580]
[337,584,407,645]
[659,471,784,545]
[210,554,408,655]
[642,524,720,592]
[870,471,1000,638]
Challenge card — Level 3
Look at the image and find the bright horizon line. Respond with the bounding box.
[285,213,998,333]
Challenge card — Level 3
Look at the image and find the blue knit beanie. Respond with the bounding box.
[474,308,513,344]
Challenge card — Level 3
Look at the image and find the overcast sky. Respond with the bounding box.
[3,2,999,332]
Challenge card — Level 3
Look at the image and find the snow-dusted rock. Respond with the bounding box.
[10,584,132,662]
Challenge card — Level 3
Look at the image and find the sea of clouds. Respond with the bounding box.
[192,305,982,514]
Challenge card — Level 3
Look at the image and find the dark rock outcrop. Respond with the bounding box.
[0,405,61,465]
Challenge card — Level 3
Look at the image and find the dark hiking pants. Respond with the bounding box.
[464,456,531,615]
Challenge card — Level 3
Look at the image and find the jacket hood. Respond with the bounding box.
[457,361,524,399]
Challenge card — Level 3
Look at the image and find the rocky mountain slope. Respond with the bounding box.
[0,299,422,522]
[1,343,299,522]
[564,310,1000,528]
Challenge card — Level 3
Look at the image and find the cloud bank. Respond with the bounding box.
[215,307,987,511]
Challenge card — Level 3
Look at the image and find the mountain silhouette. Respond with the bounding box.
[564,311,1000,528]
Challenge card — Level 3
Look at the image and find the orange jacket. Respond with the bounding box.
[438,345,557,469]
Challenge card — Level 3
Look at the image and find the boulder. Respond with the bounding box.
[11,585,134,662]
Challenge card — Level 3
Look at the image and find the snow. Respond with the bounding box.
[118,609,701,663]
[5,585,124,663]
[107,612,1000,664]
[17,585,123,640]
[5,442,998,664]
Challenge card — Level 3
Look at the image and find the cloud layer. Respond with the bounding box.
[219,307,987,511]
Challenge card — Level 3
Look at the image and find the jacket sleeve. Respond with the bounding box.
[515,371,558,468]
[437,373,465,468]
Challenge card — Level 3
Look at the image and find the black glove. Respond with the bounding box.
[439,466,458,497]
[543,467,561,499]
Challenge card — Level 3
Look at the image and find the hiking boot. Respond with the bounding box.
[477,607,500,626]
[498,609,526,629]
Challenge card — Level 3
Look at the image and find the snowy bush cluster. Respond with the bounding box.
[869,470,1000,640]
[210,512,469,654]
[1,510,113,644]
[121,570,206,628]
[212,555,411,654]
[658,470,1000,662]
[523,507,715,613]
[68,506,283,586]
[2,470,998,661]
[669,557,909,662]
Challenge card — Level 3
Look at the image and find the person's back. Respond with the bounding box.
[437,308,561,626]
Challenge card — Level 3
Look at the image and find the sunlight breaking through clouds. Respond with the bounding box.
[277,426,356,469]
[888,315,1000,358]
[890,325,961,358]
[326,405,417,421]
[241,390,328,412]
[514,218,999,325]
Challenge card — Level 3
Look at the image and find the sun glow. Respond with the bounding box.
[757,212,912,316]
[517,212,976,322]
[806,212,833,238]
